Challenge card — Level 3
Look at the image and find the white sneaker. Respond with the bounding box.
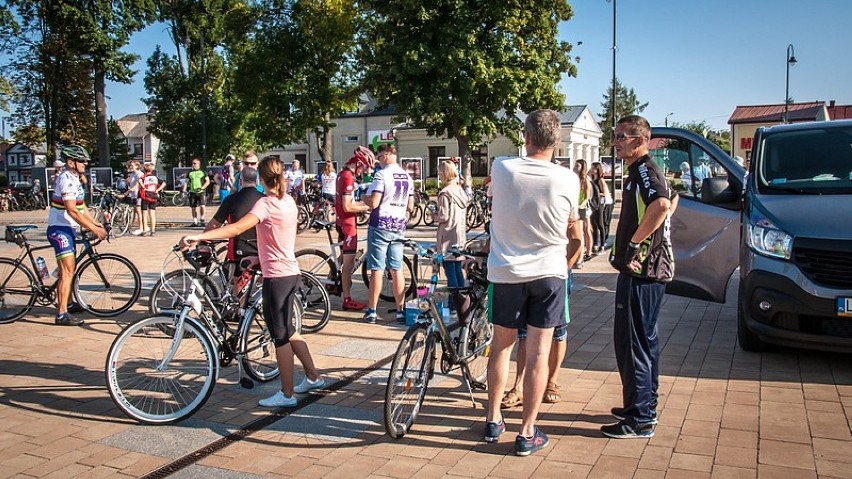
[294,377,326,394]
[258,390,297,407]
[131,229,143,236]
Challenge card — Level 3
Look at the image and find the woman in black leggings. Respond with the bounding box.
[590,162,611,253]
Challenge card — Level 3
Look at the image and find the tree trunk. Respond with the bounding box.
[313,112,333,171]
[94,68,109,166]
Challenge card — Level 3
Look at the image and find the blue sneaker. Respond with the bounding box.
[514,427,549,456]
[484,419,505,443]
[396,311,406,324]
[363,308,377,324]
[601,421,655,439]
[611,406,658,425]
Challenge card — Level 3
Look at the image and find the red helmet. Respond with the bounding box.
[346,145,375,169]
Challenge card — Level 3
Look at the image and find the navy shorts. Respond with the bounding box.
[490,276,566,331]
[47,225,76,260]
[516,273,573,341]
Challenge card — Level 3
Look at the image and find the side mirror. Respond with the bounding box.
[701,177,736,205]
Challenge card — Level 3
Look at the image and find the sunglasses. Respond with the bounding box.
[612,132,642,142]
[245,162,258,166]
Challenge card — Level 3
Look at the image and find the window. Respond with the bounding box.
[428,147,446,178]
[133,143,143,157]
[649,137,727,199]
[345,135,359,143]
[8,154,16,165]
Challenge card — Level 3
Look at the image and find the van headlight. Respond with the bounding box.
[746,209,792,260]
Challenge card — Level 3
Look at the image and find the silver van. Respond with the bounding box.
[649,121,852,352]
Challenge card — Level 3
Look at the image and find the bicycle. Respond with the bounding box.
[149,240,331,334]
[89,187,133,238]
[106,244,305,424]
[296,220,420,303]
[171,189,189,207]
[466,187,490,231]
[384,241,492,439]
[0,224,142,324]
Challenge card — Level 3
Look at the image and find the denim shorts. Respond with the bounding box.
[366,226,405,271]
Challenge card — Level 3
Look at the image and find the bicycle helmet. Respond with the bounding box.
[59,144,91,163]
[346,145,375,170]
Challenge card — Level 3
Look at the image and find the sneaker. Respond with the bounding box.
[611,406,658,425]
[258,390,297,407]
[199,220,206,227]
[148,231,156,237]
[396,311,406,323]
[342,297,366,311]
[484,419,506,443]
[67,302,85,314]
[55,313,84,326]
[601,421,655,439]
[363,308,377,324]
[294,376,326,394]
[514,427,549,456]
[192,219,198,226]
[131,229,143,236]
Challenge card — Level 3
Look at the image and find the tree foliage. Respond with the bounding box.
[671,120,731,153]
[359,0,577,159]
[599,78,648,152]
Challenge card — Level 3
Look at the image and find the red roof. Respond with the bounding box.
[828,104,852,120]
[728,102,825,124]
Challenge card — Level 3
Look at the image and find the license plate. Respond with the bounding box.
[837,297,852,317]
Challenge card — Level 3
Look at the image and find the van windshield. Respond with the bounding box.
[758,125,852,194]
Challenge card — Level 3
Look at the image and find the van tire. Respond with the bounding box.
[737,296,766,352]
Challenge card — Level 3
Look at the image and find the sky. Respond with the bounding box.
[94,0,852,132]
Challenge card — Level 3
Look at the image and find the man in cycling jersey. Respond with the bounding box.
[335,147,373,311]
[187,158,209,226]
[48,145,107,326]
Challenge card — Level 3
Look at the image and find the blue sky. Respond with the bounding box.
[102,1,852,131]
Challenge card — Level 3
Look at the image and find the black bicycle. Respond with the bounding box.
[0,225,142,324]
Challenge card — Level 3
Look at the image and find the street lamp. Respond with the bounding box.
[607,0,617,197]
[784,44,797,124]
[665,112,674,127]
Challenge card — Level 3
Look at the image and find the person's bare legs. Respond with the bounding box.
[389,268,406,312]
[486,325,516,424]
[520,325,554,437]
[191,205,198,223]
[583,219,593,256]
[341,253,356,298]
[135,204,143,231]
[510,338,527,393]
[275,333,321,396]
[149,209,157,234]
[56,255,76,314]
[548,339,567,386]
[368,270,383,310]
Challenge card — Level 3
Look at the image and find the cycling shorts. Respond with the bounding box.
[262,275,300,347]
[189,191,206,207]
[47,225,76,260]
[336,223,358,254]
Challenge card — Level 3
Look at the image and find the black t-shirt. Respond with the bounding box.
[610,155,675,282]
[213,187,264,257]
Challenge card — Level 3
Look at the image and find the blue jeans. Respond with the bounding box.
[443,260,465,311]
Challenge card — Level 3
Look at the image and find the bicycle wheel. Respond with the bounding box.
[112,205,133,237]
[295,249,338,290]
[384,324,434,439]
[0,258,37,324]
[105,315,218,424]
[406,205,422,229]
[466,204,480,231]
[297,206,310,233]
[463,304,493,386]
[422,201,437,227]
[362,255,416,302]
[73,253,141,317]
[356,211,370,226]
[148,269,221,314]
[239,305,280,382]
[172,193,185,207]
[298,272,331,333]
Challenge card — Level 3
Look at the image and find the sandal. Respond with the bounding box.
[500,388,523,409]
[543,382,561,403]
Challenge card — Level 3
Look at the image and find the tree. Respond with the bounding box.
[359,0,577,164]
[599,78,648,152]
[671,120,731,153]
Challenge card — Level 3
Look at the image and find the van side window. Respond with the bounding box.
[650,138,728,201]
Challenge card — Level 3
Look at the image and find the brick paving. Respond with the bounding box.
[1,206,851,478]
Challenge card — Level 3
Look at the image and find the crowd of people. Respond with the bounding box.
[43,111,675,457]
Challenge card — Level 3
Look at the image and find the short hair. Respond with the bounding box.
[617,115,651,141]
[377,144,396,155]
[439,160,458,183]
[240,165,258,184]
[144,163,155,173]
[523,109,561,150]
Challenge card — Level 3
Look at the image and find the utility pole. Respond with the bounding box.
[200,31,208,166]
[609,0,618,198]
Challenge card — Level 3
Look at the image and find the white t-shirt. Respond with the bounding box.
[321,171,337,195]
[487,157,579,283]
[286,169,304,193]
[367,163,413,232]
[48,170,85,228]
[127,171,142,199]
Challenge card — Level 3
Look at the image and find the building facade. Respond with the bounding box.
[2,142,47,183]
[729,102,829,161]
[115,112,161,166]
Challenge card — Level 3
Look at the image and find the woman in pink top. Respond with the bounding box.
[181,157,325,408]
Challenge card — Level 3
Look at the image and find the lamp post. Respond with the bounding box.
[783,44,797,124]
[665,112,674,127]
[607,0,617,197]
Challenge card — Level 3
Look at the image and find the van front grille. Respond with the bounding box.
[793,240,852,289]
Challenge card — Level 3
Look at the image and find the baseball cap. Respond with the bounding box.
[53,160,65,168]
[225,154,235,161]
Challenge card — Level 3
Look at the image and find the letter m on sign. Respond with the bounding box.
[740,137,753,150]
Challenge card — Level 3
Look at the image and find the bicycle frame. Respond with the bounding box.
[9,234,105,299]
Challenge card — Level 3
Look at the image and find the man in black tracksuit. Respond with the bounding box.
[604,114,678,439]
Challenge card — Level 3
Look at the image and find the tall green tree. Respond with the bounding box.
[359,0,577,161]
[599,78,648,152]
[671,120,731,153]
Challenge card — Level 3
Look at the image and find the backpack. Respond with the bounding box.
[140,175,159,203]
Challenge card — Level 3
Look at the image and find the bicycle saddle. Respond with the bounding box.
[313,219,334,230]
[6,225,37,233]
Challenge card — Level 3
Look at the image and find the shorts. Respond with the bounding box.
[189,191,206,207]
[262,275,300,347]
[336,223,358,254]
[578,207,590,220]
[366,226,404,271]
[490,276,566,330]
[516,272,573,342]
[141,200,157,211]
[47,225,76,260]
[133,197,142,207]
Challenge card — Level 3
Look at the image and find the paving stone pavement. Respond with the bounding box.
[1,206,851,478]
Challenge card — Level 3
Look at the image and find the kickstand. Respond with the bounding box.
[461,367,477,408]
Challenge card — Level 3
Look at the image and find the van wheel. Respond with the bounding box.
[737,295,766,352]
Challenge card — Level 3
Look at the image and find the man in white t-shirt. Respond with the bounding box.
[362,144,414,324]
[285,160,304,201]
[482,109,578,456]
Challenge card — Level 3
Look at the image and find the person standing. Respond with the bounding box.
[219,154,235,202]
[127,161,144,235]
[47,145,107,326]
[285,160,304,203]
[205,165,264,271]
[181,157,325,408]
[335,147,373,311]
[589,162,610,253]
[435,160,469,316]
[187,158,209,227]
[603,114,678,439]
[483,109,578,456]
[362,144,414,324]
[318,161,337,203]
[573,159,594,265]
[139,163,165,236]
[233,160,244,192]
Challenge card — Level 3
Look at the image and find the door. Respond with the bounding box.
[650,128,745,303]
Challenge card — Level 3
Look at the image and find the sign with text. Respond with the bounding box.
[368,130,394,152]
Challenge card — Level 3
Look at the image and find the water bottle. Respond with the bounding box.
[36,256,49,280]
[235,269,252,293]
